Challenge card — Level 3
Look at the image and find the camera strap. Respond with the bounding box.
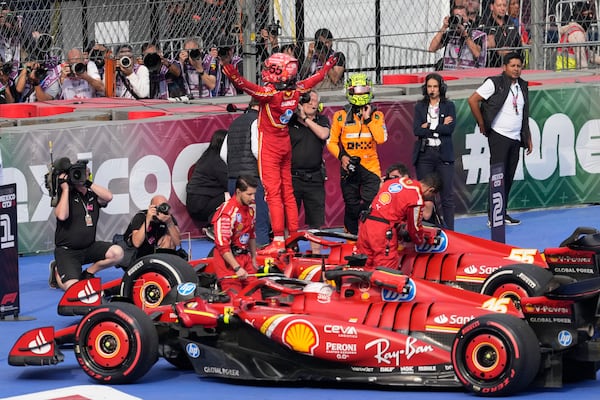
[118,71,141,100]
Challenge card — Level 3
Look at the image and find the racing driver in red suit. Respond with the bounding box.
[211,175,259,294]
[222,52,337,254]
[355,173,442,270]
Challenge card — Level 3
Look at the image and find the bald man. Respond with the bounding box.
[59,47,105,99]
[123,195,182,263]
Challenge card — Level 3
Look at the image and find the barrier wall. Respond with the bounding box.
[1,79,600,254]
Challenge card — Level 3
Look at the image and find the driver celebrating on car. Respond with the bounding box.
[211,175,259,294]
[355,173,442,270]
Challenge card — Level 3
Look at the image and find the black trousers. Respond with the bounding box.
[488,130,522,213]
[340,166,381,235]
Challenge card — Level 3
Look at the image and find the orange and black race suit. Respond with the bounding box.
[222,60,334,238]
[327,107,388,234]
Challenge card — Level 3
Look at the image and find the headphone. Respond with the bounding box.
[421,73,447,97]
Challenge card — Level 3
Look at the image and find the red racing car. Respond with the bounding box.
[8,261,600,396]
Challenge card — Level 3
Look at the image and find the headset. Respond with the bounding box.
[422,73,447,98]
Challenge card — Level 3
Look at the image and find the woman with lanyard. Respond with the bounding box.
[412,73,456,230]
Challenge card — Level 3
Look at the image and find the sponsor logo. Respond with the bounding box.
[239,232,250,244]
[29,330,52,355]
[380,367,395,372]
[524,304,571,315]
[517,272,536,288]
[280,100,296,107]
[381,279,416,302]
[417,365,437,372]
[203,366,240,376]
[400,366,414,374]
[324,324,358,338]
[318,285,333,304]
[351,366,374,372]
[553,267,595,274]
[388,183,403,193]
[78,280,100,304]
[529,317,572,323]
[378,192,392,205]
[325,342,357,354]
[186,342,200,358]
[558,330,573,347]
[0,214,15,249]
[433,314,475,325]
[365,337,434,366]
[280,108,294,124]
[548,255,593,264]
[283,320,319,355]
[177,282,196,296]
[463,265,500,275]
[415,230,448,253]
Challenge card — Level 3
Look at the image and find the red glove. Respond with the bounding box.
[324,55,338,68]
[222,63,238,78]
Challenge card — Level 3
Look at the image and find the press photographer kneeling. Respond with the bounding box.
[47,157,123,290]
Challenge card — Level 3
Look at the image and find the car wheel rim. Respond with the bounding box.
[133,272,171,308]
[491,283,529,308]
[85,322,130,368]
[464,334,508,380]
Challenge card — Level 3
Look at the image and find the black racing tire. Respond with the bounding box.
[480,264,554,308]
[120,253,198,309]
[452,313,541,396]
[74,302,158,384]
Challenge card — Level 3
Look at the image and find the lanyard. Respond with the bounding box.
[510,84,519,115]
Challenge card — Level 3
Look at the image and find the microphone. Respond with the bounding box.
[53,157,71,172]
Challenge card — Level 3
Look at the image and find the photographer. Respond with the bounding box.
[0,2,21,76]
[176,38,216,99]
[141,42,186,100]
[258,21,282,62]
[15,59,61,102]
[428,5,487,70]
[122,195,181,265]
[114,44,149,99]
[326,73,388,235]
[212,38,243,97]
[0,58,16,103]
[48,157,124,291]
[299,28,346,90]
[59,48,104,99]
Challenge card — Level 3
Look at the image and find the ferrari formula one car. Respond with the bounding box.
[8,261,600,396]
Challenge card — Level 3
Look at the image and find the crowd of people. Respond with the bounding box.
[429,0,600,71]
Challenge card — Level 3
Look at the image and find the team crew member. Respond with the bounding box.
[211,175,259,294]
[222,52,337,254]
[355,174,441,270]
[327,73,388,235]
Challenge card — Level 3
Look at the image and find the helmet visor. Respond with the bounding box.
[348,85,371,95]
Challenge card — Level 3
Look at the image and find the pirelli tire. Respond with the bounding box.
[480,264,554,307]
[452,313,541,396]
[74,302,159,384]
[120,253,198,309]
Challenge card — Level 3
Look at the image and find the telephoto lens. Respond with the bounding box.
[72,62,86,74]
[189,48,202,61]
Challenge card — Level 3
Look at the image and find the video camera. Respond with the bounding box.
[45,157,89,206]
[1,62,12,75]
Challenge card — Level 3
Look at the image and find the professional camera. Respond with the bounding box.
[188,48,202,61]
[0,62,12,75]
[119,55,132,69]
[44,158,89,207]
[347,156,361,174]
[71,62,86,76]
[143,52,162,73]
[314,40,329,54]
[265,20,281,36]
[32,66,48,81]
[88,48,105,69]
[156,202,171,215]
[448,14,464,29]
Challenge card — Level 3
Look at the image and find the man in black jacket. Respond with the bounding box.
[468,51,533,226]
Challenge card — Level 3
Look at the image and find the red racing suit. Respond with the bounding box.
[211,195,257,293]
[222,58,335,238]
[355,176,431,270]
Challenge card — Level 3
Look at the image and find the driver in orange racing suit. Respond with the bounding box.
[222,52,337,254]
[355,173,442,270]
[327,73,388,235]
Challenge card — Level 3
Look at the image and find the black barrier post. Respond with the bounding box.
[0,183,19,319]
[489,163,506,244]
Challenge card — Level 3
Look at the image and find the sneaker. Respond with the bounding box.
[48,260,58,289]
[257,240,286,256]
[504,215,521,225]
[202,226,215,241]
[80,269,95,280]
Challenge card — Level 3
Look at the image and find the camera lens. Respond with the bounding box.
[119,56,132,68]
[189,48,202,61]
[72,62,86,75]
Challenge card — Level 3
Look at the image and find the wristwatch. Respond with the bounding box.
[233,265,241,272]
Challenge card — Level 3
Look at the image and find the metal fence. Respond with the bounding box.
[1,0,599,86]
